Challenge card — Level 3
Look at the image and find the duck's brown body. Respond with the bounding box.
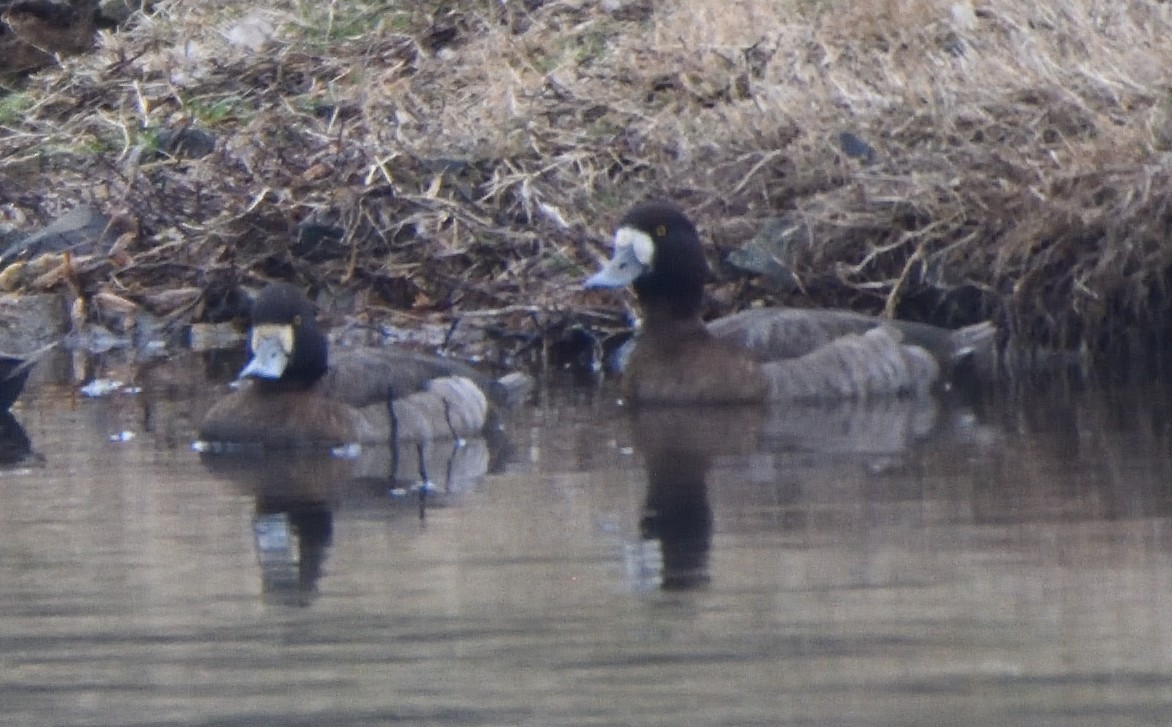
[620,315,767,404]
[199,365,489,447]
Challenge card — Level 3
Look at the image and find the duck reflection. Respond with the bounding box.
[625,396,944,591]
[252,501,333,608]
[0,343,56,467]
[0,411,32,465]
[0,342,56,411]
[200,436,496,606]
[628,405,767,590]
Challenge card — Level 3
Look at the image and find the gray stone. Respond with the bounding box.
[0,293,69,353]
[0,206,121,268]
[725,215,805,291]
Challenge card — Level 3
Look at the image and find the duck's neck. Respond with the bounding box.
[639,299,710,340]
[634,267,704,315]
[287,328,329,382]
[253,375,319,394]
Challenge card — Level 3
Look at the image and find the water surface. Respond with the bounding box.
[2,354,1172,726]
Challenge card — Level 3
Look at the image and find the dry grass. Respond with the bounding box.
[2,0,1172,367]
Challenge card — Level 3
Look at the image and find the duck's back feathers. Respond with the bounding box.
[617,320,941,404]
[936,320,997,363]
[761,327,938,400]
[389,376,489,441]
[708,308,995,368]
[319,348,501,407]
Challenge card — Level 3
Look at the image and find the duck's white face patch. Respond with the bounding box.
[250,324,295,356]
[586,223,661,289]
[583,225,656,289]
[615,226,655,266]
[238,323,295,380]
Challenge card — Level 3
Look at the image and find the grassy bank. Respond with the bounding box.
[2,0,1171,368]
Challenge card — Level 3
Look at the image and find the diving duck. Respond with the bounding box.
[584,201,995,405]
[198,282,529,447]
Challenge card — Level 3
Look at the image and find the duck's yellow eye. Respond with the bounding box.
[655,225,667,237]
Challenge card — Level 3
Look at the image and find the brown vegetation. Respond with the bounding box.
[1,0,1171,368]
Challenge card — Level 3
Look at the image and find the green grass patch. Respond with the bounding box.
[0,92,36,126]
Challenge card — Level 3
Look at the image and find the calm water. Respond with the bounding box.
[3,352,1172,726]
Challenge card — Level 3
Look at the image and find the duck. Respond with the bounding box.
[198,282,529,448]
[583,201,995,405]
[0,342,57,410]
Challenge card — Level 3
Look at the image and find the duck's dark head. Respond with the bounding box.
[238,283,328,386]
[584,201,710,319]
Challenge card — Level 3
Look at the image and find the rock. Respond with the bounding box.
[98,0,157,25]
[141,287,202,315]
[0,205,128,268]
[153,126,216,160]
[0,293,68,353]
[1,0,96,56]
[838,131,876,165]
[188,321,244,351]
[724,215,805,291]
[292,219,345,261]
[0,27,54,76]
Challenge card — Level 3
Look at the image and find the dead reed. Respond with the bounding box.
[2,0,1171,366]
